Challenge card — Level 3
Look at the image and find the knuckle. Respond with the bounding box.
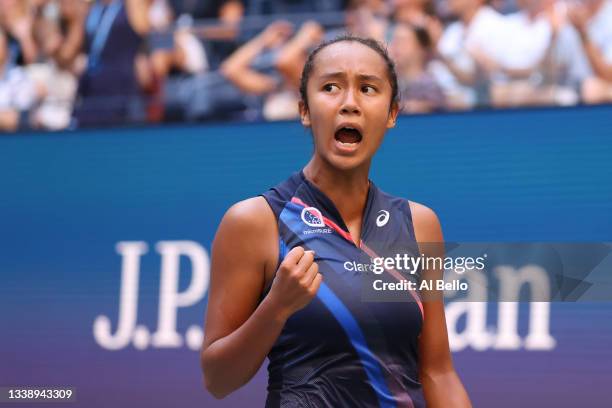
[290,269,303,281]
[278,264,290,275]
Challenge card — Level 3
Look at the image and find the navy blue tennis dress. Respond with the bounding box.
[260,170,425,408]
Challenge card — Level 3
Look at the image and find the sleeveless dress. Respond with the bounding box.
[260,170,426,408]
[74,0,144,126]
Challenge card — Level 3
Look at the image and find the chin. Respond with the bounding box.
[324,153,369,172]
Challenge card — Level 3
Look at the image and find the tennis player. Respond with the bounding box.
[201,35,472,408]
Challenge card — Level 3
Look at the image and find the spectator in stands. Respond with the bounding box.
[430,0,506,109]
[22,0,79,130]
[167,0,244,68]
[0,0,38,66]
[0,1,81,131]
[147,0,246,120]
[72,0,151,127]
[148,0,213,79]
[219,20,294,119]
[264,21,325,119]
[391,22,446,112]
[325,0,390,43]
[567,0,612,103]
[2,0,612,132]
[163,20,290,121]
[0,28,43,131]
[486,0,582,107]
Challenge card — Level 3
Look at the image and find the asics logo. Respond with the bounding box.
[376,210,389,227]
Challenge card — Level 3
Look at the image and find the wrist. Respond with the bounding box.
[260,293,291,325]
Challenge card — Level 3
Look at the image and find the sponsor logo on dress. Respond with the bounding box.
[300,206,331,234]
[301,206,326,227]
[376,210,390,227]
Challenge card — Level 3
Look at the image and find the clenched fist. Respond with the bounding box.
[266,246,322,320]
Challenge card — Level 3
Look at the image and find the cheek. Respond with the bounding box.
[310,92,337,112]
[308,99,335,129]
[307,106,333,147]
[365,108,393,144]
[367,99,394,124]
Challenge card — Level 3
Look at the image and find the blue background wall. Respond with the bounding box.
[1,106,611,407]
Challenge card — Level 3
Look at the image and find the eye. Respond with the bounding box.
[361,85,377,94]
[323,83,339,92]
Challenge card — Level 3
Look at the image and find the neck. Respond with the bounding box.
[302,156,371,224]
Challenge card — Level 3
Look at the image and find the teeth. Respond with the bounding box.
[338,141,357,146]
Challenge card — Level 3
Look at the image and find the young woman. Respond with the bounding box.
[201,35,472,408]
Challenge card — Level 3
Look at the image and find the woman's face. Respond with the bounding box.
[391,24,425,67]
[300,41,398,171]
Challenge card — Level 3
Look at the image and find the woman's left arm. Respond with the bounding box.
[409,201,472,408]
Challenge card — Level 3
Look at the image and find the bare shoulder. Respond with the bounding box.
[215,196,278,252]
[408,200,444,243]
[221,196,275,229]
[213,196,279,282]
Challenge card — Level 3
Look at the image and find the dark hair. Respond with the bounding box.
[299,35,399,111]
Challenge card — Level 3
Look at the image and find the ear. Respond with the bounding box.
[299,100,311,127]
[386,101,399,129]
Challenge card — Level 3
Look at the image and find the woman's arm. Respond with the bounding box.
[275,21,324,89]
[427,19,478,87]
[55,0,88,71]
[568,3,612,82]
[220,21,293,95]
[201,197,322,398]
[574,26,612,82]
[2,1,37,64]
[410,201,472,408]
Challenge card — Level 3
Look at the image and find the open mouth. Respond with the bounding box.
[334,126,363,147]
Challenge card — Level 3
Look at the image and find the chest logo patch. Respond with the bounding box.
[301,206,326,228]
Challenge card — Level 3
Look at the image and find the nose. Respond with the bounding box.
[340,88,361,115]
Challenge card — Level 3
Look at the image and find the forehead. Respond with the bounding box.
[310,41,390,81]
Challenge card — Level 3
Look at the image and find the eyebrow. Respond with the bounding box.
[318,72,384,82]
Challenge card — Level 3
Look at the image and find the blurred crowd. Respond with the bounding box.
[1,0,611,131]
